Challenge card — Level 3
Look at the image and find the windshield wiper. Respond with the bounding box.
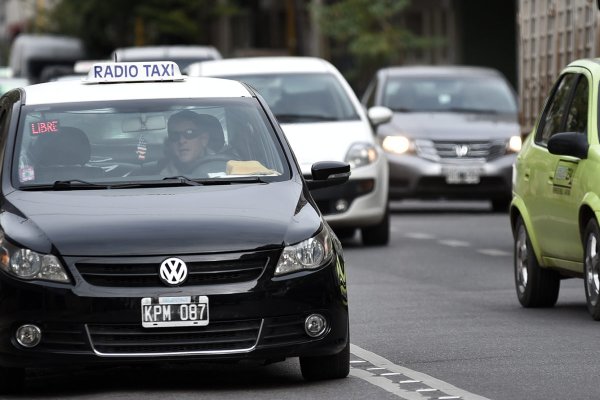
[162,176,203,186]
[275,113,337,122]
[52,179,111,190]
[444,107,501,114]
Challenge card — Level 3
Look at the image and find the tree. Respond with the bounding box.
[314,0,442,91]
[47,0,235,58]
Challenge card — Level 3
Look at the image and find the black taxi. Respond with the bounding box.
[0,61,350,392]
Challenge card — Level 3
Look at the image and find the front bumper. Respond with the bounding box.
[386,153,515,200]
[0,252,348,368]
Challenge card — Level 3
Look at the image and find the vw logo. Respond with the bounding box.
[454,144,469,157]
[159,258,188,286]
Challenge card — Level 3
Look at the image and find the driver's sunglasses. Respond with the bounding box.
[168,129,205,140]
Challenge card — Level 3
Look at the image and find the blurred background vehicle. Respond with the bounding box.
[187,56,391,246]
[9,34,84,83]
[362,66,521,212]
[0,76,28,95]
[111,45,222,71]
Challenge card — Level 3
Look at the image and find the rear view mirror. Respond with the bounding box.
[367,106,393,127]
[547,132,588,159]
[122,115,166,132]
[306,161,351,190]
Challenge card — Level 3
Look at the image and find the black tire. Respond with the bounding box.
[361,207,390,246]
[514,217,560,307]
[300,339,350,381]
[0,367,25,395]
[491,197,511,213]
[583,219,600,320]
[333,228,356,240]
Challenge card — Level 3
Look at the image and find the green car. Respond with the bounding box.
[510,58,600,319]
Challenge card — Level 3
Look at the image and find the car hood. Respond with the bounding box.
[2,180,320,256]
[377,112,520,141]
[281,120,372,175]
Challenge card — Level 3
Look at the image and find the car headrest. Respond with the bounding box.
[33,126,91,166]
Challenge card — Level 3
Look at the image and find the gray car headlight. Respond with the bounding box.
[275,228,334,276]
[0,236,70,283]
[345,142,378,168]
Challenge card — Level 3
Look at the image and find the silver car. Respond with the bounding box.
[362,66,521,212]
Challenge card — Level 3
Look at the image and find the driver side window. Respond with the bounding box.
[535,73,579,146]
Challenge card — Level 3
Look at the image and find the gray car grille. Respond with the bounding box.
[416,140,507,161]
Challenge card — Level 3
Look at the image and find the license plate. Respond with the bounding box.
[442,165,482,184]
[141,296,209,328]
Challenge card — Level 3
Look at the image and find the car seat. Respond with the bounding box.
[31,126,104,182]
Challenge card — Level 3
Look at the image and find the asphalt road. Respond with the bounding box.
[7,200,598,400]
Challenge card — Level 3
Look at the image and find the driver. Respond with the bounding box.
[161,110,218,176]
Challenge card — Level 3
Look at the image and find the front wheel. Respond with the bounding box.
[300,340,350,381]
[583,219,600,320]
[514,217,560,307]
[361,207,390,246]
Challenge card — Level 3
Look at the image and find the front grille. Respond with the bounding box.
[38,323,90,353]
[260,315,308,347]
[87,319,262,354]
[418,140,507,161]
[75,255,271,287]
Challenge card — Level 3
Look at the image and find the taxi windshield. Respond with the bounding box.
[13,98,290,188]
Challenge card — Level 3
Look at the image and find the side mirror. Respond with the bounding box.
[547,132,588,159]
[367,106,393,127]
[306,161,351,190]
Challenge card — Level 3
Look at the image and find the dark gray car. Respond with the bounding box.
[362,66,521,212]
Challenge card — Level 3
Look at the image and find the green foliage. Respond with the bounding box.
[315,0,442,90]
[47,0,235,58]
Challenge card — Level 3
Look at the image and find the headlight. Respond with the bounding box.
[345,142,378,168]
[0,236,70,283]
[275,227,334,276]
[507,135,522,153]
[382,135,411,154]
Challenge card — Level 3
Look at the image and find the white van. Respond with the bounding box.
[9,34,84,83]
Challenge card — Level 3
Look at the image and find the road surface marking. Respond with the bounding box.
[438,239,470,247]
[405,233,436,240]
[350,344,490,400]
[477,249,511,257]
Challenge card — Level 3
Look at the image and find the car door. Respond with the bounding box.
[526,70,589,261]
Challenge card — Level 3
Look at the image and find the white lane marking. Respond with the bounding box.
[416,388,438,392]
[405,233,436,240]
[351,360,367,364]
[477,249,511,257]
[399,380,420,383]
[438,239,470,247]
[350,344,491,400]
[380,372,403,376]
[439,397,462,400]
[367,367,387,370]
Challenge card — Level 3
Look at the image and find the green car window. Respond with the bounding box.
[536,73,579,146]
[564,76,589,134]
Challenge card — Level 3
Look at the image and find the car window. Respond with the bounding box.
[224,73,360,123]
[535,73,579,146]
[564,76,589,134]
[382,76,517,114]
[13,98,290,187]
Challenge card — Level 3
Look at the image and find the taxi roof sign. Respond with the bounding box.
[85,61,185,83]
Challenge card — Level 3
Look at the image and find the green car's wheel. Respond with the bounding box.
[583,219,600,320]
[514,217,560,307]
